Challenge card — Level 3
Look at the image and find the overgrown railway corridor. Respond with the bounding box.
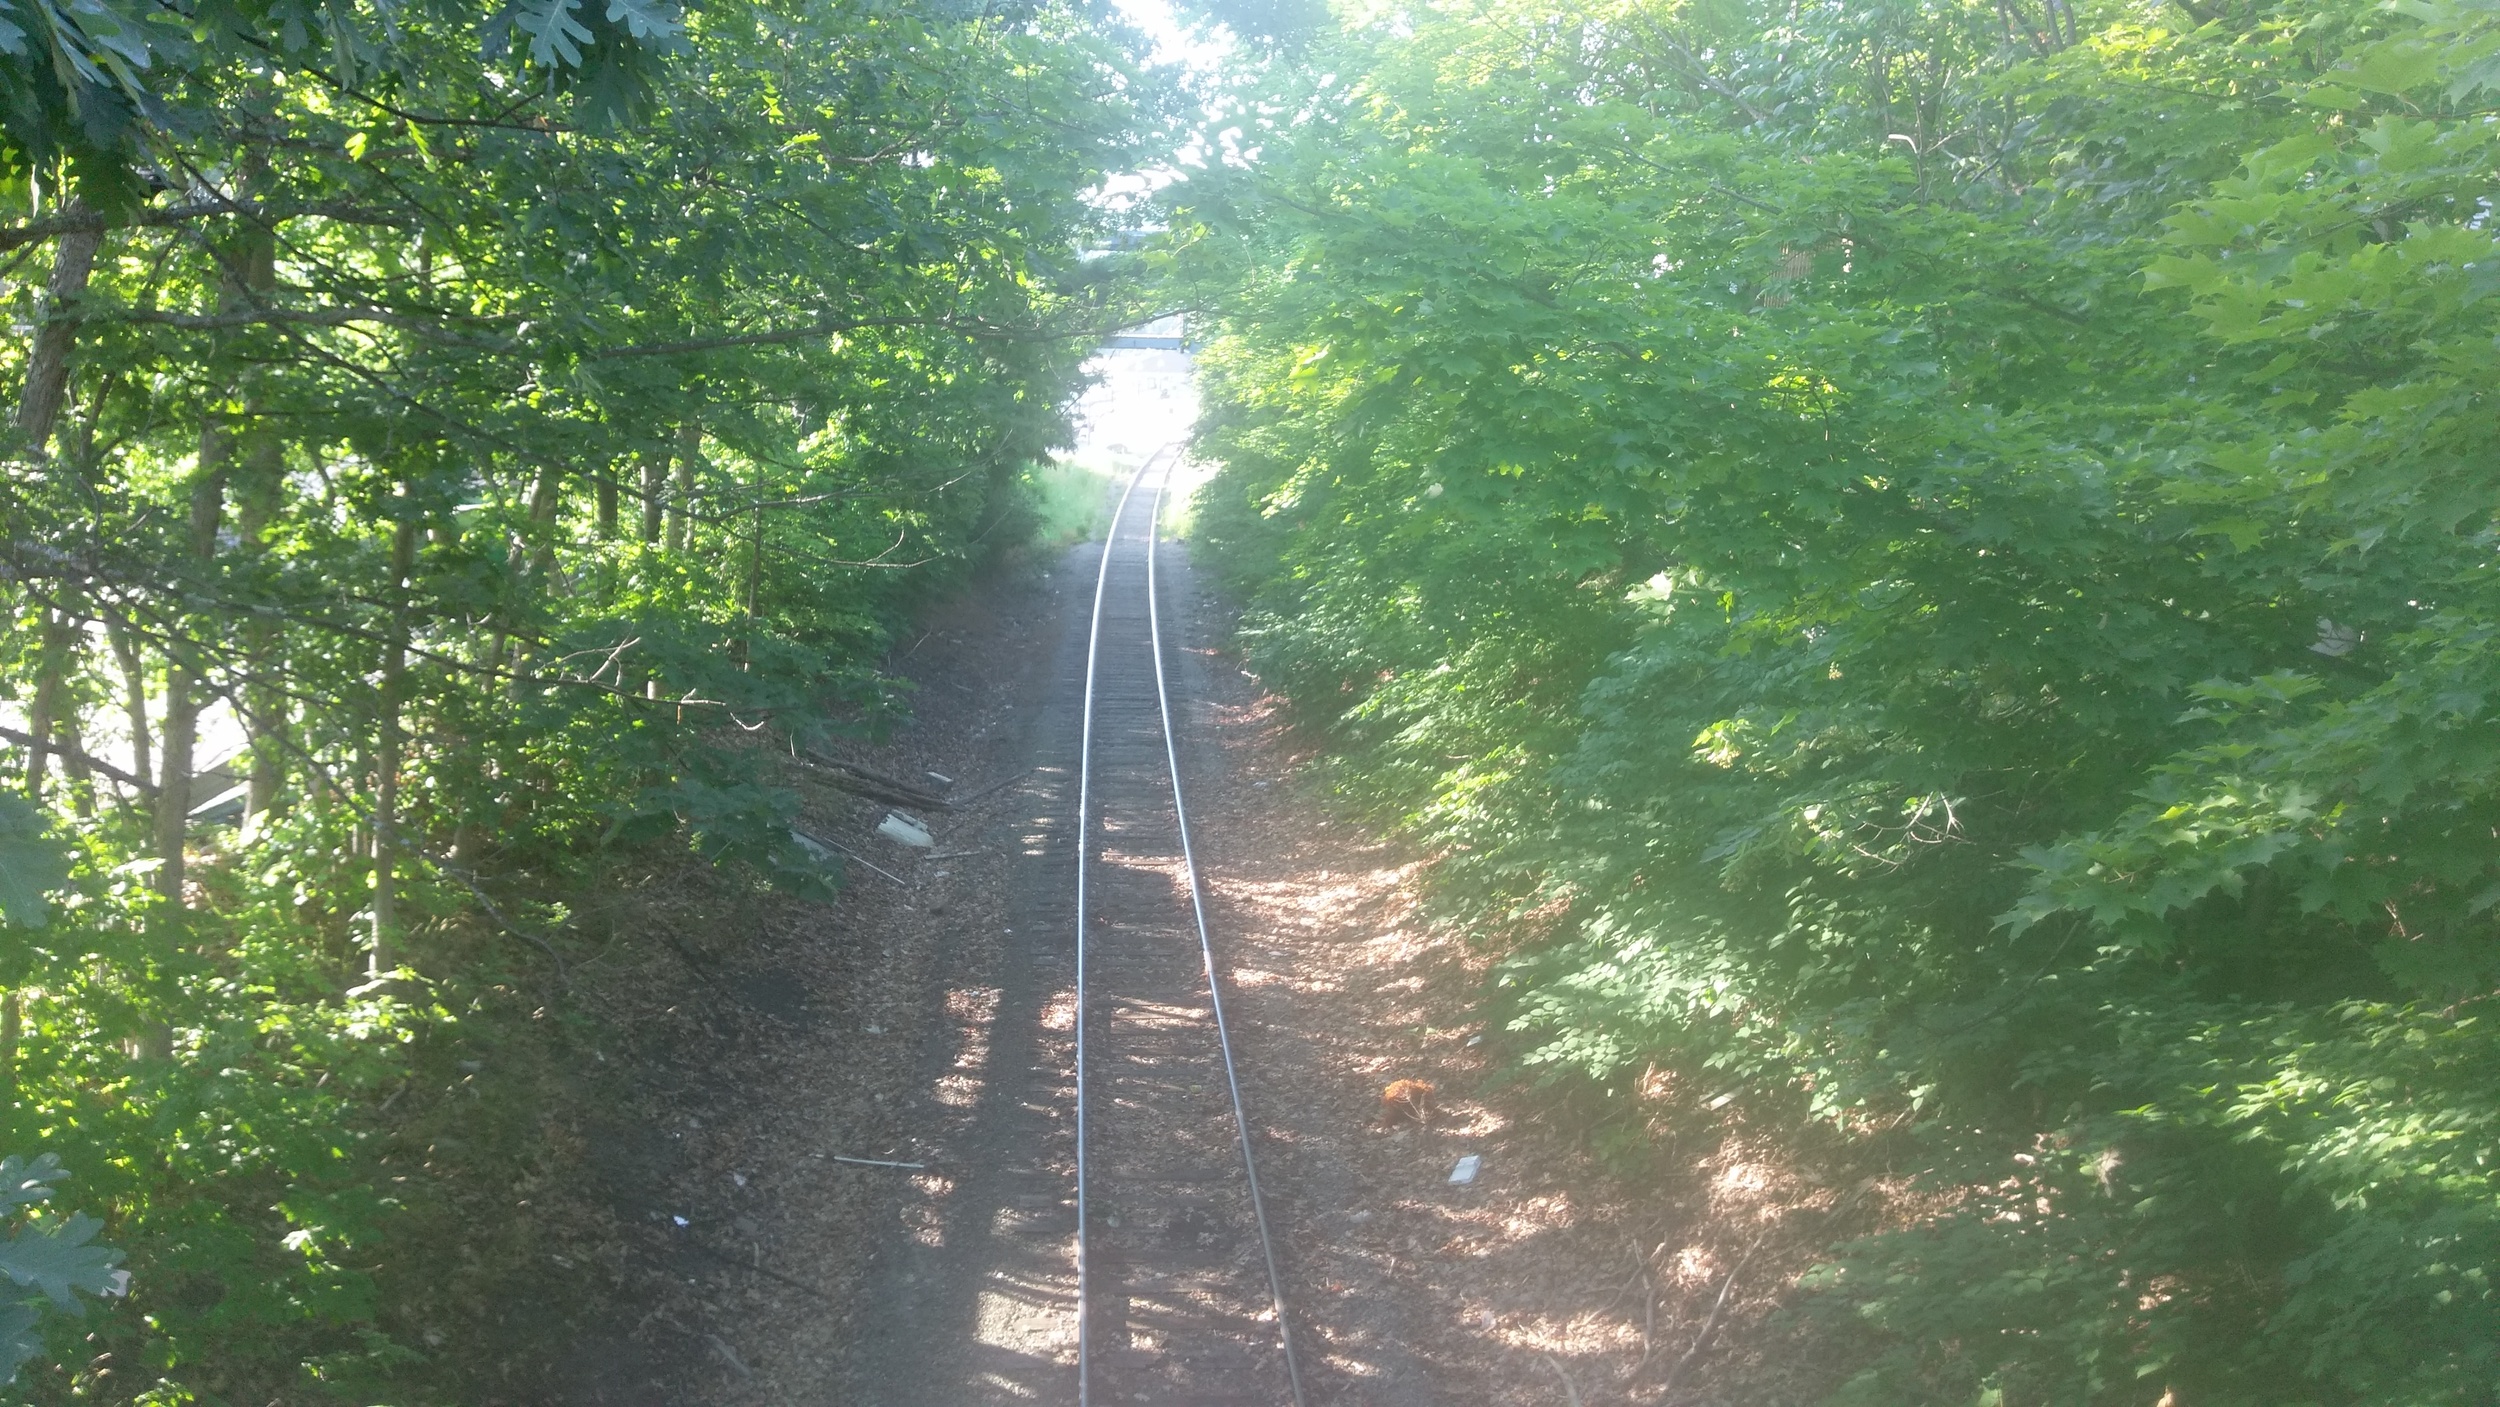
[838,453,1307,1405]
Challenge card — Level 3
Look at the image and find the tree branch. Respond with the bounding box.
[0,724,153,794]
[0,199,412,253]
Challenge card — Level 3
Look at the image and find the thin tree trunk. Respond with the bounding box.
[0,989,19,1117]
[161,184,272,879]
[70,372,113,476]
[156,433,228,904]
[525,464,563,586]
[21,609,71,802]
[370,514,417,982]
[58,721,94,818]
[106,617,152,796]
[596,466,619,540]
[740,495,765,668]
[16,211,102,453]
[235,430,287,827]
[638,445,667,544]
[156,657,198,900]
[502,467,564,699]
[234,407,286,819]
[221,175,287,829]
[665,422,701,553]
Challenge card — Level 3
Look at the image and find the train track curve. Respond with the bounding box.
[1074,448,1308,1407]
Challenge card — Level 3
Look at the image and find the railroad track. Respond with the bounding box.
[1074,449,1307,1407]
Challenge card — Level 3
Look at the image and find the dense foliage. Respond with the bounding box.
[1178,0,2500,1399]
[0,0,1156,1394]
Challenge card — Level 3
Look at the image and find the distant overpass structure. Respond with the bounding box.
[1087,229,1189,350]
[1093,226,1163,253]
[1104,312,1186,352]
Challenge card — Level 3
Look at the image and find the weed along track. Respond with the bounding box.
[1075,450,1307,1407]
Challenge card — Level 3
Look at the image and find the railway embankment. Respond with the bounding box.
[551,466,1819,1407]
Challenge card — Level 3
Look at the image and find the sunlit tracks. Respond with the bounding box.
[1074,451,1307,1407]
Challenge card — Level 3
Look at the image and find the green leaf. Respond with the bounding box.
[2450,50,2500,100]
[518,0,592,68]
[0,1304,41,1387]
[0,1213,122,1310]
[603,0,679,43]
[0,797,69,931]
[0,1157,67,1217]
[2346,39,2440,95]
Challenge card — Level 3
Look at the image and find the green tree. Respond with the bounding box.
[1179,0,2500,1398]
[0,0,1166,1393]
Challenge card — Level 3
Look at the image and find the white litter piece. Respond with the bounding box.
[1449,1155,1482,1185]
[706,1334,754,1380]
[925,771,954,787]
[876,812,934,848]
[789,828,836,862]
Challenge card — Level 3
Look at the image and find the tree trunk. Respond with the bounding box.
[106,617,152,796]
[202,179,287,829]
[21,609,71,802]
[596,467,619,539]
[525,464,563,586]
[0,989,20,1118]
[665,422,701,553]
[220,180,288,829]
[16,211,102,453]
[740,494,765,669]
[369,514,418,983]
[234,341,287,826]
[156,433,228,904]
[505,468,563,700]
[234,418,286,823]
[69,372,114,476]
[238,441,288,827]
[58,721,94,818]
[639,445,668,544]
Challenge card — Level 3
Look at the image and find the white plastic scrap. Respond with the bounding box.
[876,812,934,848]
[1449,1154,1482,1185]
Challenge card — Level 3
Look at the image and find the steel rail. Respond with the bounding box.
[1073,451,1155,1407]
[1073,444,1306,1407]
[1144,462,1311,1407]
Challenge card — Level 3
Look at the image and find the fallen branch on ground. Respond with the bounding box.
[949,767,1033,806]
[791,826,907,886]
[795,750,953,810]
[1542,1353,1584,1407]
[1655,1231,1766,1398]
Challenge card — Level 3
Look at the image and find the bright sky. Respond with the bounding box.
[1069,332,1197,471]
[1069,0,1221,483]
[1112,0,1229,74]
